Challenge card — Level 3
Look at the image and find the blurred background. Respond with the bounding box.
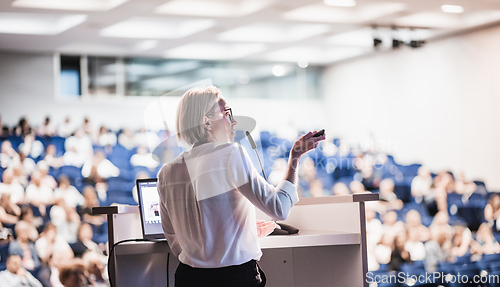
[2,0,500,286]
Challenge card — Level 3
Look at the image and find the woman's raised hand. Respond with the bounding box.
[291,130,326,158]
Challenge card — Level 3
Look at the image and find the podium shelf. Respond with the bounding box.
[259,230,360,249]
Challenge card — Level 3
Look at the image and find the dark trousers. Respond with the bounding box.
[175,260,266,287]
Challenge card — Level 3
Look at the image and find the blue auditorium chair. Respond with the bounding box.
[59,165,83,186]
[49,136,66,157]
[0,242,10,270]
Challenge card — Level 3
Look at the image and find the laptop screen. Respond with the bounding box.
[136,178,165,239]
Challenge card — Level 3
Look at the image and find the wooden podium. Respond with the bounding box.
[93,193,378,287]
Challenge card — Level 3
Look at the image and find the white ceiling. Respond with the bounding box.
[1,0,500,65]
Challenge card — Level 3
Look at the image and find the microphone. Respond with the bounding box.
[246,131,267,181]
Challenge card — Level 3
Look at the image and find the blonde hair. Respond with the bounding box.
[176,86,222,146]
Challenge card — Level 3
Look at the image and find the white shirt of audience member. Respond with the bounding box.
[0,141,20,169]
[25,172,54,206]
[65,129,93,158]
[134,128,161,149]
[81,154,120,179]
[130,146,159,169]
[50,204,79,244]
[0,169,26,204]
[54,184,84,208]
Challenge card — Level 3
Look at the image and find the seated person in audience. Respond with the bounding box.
[381,211,405,242]
[411,166,433,204]
[82,251,108,287]
[375,233,394,265]
[308,178,328,197]
[378,179,403,211]
[64,128,93,163]
[389,232,411,271]
[298,157,316,192]
[0,193,20,225]
[130,145,159,170]
[429,211,453,239]
[78,186,105,227]
[81,151,119,185]
[332,182,350,196]
[0,140,20,169]
[50,198,81,244]
[454,171,477,195]
[134,127,160,149]
[118,128,136,150]
[26,170,55,217]
[349,180,369,194]
[44,144,64,169]
[15,117,32,138]
[405,227,426,261]
[97,125,117,148]
[355,155,381,191]
[82,117,99,144]
[18,132,44,160]
[132,171,150,203]
[366,207,383,252]
[58,259,86,287]
[0,255,43,287]
[37,161,58,190]
[19,207,42,242]
[471,222,500,256]
[8,221,41,272]
[405,210,430,242]
[485,194,500,232]
[450,224,472,259]
[433,171,455,213]
[12,162,29,188]
[0,168,25,204]
[63,145,88,168]
[58,117,73,138]
[71,223,102,258]
[35,222,74,264]
[36,116,56,137]
[48,249,73,287]
[424,227,452,272]
[54,176,85,209]
[0,221,14,243]
[16,152,35,186]
[268,158,287,186]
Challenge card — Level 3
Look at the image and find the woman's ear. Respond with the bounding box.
[203,116,211,131]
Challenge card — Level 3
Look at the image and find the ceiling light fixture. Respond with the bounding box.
[441,5,464,14]
[297,60,308,68]
[272,65,285,76]
[323,0,356,7]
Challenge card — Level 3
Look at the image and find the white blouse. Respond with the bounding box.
[157,142,298,268]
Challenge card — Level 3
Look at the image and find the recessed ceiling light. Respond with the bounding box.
[297,60,309,68]
[12,0,128,11]
[441,5,464,14]
[0,13,87,35]
[272,65,285,77]
[155,0,268,17]
[100,17,215,39]
[165,42,266,60]
[218,22,329,43]
[323,0,356,7]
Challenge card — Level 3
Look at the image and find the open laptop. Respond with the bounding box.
[136,178,166,241]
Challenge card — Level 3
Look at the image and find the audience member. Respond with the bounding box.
[0,168,25,204]
[82,251,108,287]
[17,152,36,184]
[78,186,105,227]
[38,161,58,190]
[25,170,54,217]
[35,222,74,264]
[471,222,500,256]
[64,128,93,164]
[36,116,57,137]
[424,227,452,272]
[0,140,20,169]
[0,255,43,287]
[389,232,411,271]
[71,224,102,258]
[130,145,159,170]
[405,227,426,261]
[405,210,430,242]
[18,132,44,160]
[81,151,119,185]
[486,194,500,232]
[332,182,350,196]
[97,126,117,148]
[0,194,20,225]
[8,221,41,271]
[454,171,477,195]
[58,259,86,287]
[411,166,433,204]
[50,198,81,244]
[134,127,160,149]
[450,224,472,259]
[118,128,135,150]
[58,117,73,138]
[44,144,64,169]
[308,179,328,197]
[378,179,403,211]
[54,176,85,209]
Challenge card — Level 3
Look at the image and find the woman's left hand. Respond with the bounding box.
[256,220,276,238]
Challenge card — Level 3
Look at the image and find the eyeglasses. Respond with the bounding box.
[223,108,234,122]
